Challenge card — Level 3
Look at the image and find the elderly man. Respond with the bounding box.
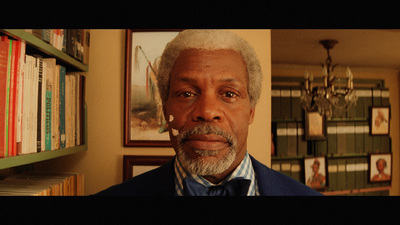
[96,30,322,196]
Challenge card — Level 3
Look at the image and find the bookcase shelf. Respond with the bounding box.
[0,29,88,72]
[0,29,88,172]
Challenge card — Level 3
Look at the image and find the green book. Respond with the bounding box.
[280,161,292,178]
[364,88,373,118]
[337,159,347,190]
[372,136,381,153]
[380,136,391,153]
[280,87,291,119]
[355,88,368,118]
[381,88,389,107]
[363,121,373,153]
[345,158,356,191]
[316,140,327,156]
[354,122,365,154]
[327,121,337,155]
[336,122,347,154]
[327,159,338,191]
[355,157,367,195]
[345,122,355,154]
[276,122,288,157]
[271,86,281,120]
[372,88,381,107]
[286,122,297,156]
[297,122,308,157]
[290,159,302,183]
[290,86,302,120]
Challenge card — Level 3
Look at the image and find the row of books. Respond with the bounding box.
[0,36,86,158]
[272,85,390,120]
[0,171,84,196]
[272,156,390,196]
[273,121,391,157]
[25,29,90,65]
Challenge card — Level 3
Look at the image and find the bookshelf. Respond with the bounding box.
[0,29,88,171]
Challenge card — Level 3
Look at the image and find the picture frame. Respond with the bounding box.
[370,106,390,136]
[304,110,327,140]
[123,155,174,182]
[124,29,182,147]
[369,153,392,183]
[304,156,327,191]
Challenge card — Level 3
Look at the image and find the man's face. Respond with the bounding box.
[163,49,255,177]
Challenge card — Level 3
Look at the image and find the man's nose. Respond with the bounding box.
[191,93,223,122]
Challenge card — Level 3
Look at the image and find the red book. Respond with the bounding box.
[0,36,10,158]
[8,40,21,156]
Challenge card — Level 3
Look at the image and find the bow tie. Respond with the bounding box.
[183,177,251,196]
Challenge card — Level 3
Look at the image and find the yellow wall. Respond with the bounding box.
[272,64,400,196]
[36,29,272,195]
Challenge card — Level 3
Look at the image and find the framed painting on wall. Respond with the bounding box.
[304,110,327,141]
[370,106,390,136]
[369,153,392,183]
[304,156,327,191]
[124,29,182,147]
[123,155,174,181]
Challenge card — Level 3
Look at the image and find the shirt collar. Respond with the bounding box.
[174,151,259,196]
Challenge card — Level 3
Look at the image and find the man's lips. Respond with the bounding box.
[184,134,229,150]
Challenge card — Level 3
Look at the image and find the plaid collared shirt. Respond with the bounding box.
[174,151,259,196]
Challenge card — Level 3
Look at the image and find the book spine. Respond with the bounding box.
[36,57,43,152]
[4,38,12,156]
[0,36,10,157]
[16,41,25,155]
[45,79,52,151]
[59,66,66,148]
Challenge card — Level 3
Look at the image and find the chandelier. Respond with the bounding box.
[300,39,358,119]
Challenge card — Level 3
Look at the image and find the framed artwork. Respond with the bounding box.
[370,106,390,136]
[123,155,174,182]
[304,156,327,191]
[369,153,392,183]
[124,29,182,147]
[304,110,327,140]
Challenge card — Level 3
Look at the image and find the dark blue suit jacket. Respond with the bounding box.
[95,155,323,196]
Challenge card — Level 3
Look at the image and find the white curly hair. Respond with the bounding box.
[156,29,263,108]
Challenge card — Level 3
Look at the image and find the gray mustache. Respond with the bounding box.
[177,123,236,147]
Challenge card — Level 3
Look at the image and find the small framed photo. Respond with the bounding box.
[305,110,327,140]
[304,156,327,191]
[370,106,390,135]
[369,153,392,183]
[123,155,174,182]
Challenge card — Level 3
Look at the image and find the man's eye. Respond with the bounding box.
[180,91,195,98]
[224,91,237,98]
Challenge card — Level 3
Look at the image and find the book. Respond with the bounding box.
[354,121,365,154]
[59,66,66,148]
[327,121,337,155]
[345,122,355,154]
[16,41,26,155]
[276,122,288,157]
[290,159,302,182]
[355,157,367,195]
[53,65,60,150]
[43,58,56,150]
[290,86,302,120]
[372,88,381,107]
[35,56,43,152]
[286,122,297,156]
[363,121,373,153]
[0,36,10,157]
[336,122,347,154]
[297,122,308,157]
[337,159,347,190]
[83,29,90,65]
[345,158,356,191]
[280,87,291,119]
[327,159,338,191]
[381,88,389,107]
[271,86,280,120]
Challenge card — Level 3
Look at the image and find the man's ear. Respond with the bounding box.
[249,107,256,125]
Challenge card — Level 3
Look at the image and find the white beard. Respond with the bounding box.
[175,124,237,176]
